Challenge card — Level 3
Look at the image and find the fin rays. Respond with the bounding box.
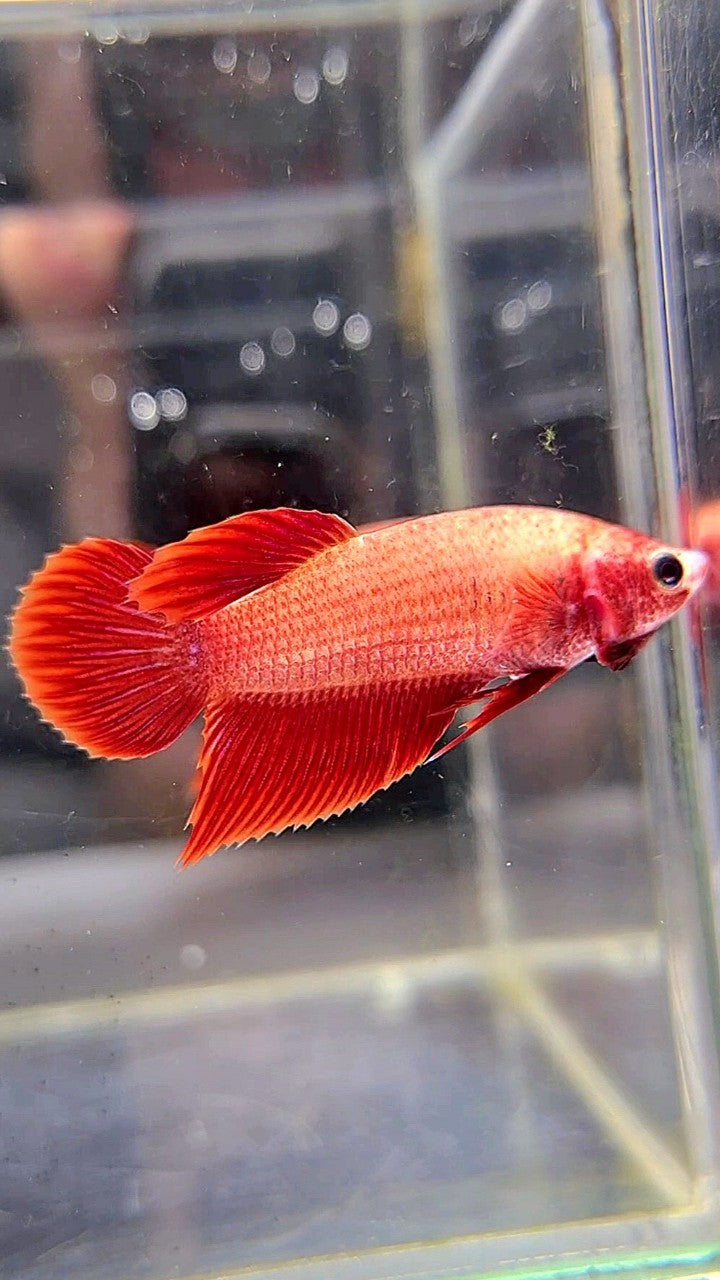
[180,680,469,865]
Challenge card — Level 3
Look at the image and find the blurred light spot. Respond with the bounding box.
[247,50,271,84]
[312,299,340,335]
[495,297,527,333]
[157,387,188,422]
[90,373,117,403]
[129,391,160,430]
[527,279,553,313]
[271,325,296,357]
[169,429,197,464]
[213,38,237,74]
[322,46,348,85]
[343,312,373,350]
[374,967,412,1018]
[93,21,119,44]
[240,341,266,375]
[180,944,207,971]
[57,41,82,64]
[293,68,320,105]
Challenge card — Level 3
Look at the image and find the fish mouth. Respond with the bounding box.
[684,548,709,594]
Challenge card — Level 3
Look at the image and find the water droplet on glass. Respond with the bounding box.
[212,38,238,75]
[93,21,119,45]
[495,297,527,333]
[239,341,266,375]
[129,391,160,430]
[312,300,340,335]
[526,279,553,314]
[157,387,188,422]
[90,373,117,403]
[247,50,271,85]
[343,312,373,350]
[322,46,348,86]
[271,326,296,357]
[58,41,82,64]
[180,943,207,971]
[293,68,320,105]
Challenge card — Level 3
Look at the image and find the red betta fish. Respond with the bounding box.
[8,505,707,865]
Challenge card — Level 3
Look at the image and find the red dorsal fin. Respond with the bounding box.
[179,679,475,865]
[128,507,357,623]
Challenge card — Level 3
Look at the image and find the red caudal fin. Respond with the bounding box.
[179,679,473,865]
[128,507,357,624]
[8,539,206,758]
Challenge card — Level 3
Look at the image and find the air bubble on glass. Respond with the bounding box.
[322,46,349,86]
[343,312,373,351]
[90,373,117,403]
[495,297,528,333]
[120,23,150,45]
[129,391,160,430]
[271,326,296,358]
[93,21,119,45]
[458,11,491,46]
[247,50,271,84]
[213,38,238,75]
[293,68,320,105]
[526,279,553,314]
[240,341,266,375]
[180,944,207,971]
[58,41,82,64]
[157,387,188,422]
[312,300,340,335]
[169,429,197,464]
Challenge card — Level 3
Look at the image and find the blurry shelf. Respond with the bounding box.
[0,0,505,39]
[0,922,663,1045]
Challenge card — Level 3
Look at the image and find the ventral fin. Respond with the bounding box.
[179,679,473,865]
[129,507,357,623]
[429,667,566,762]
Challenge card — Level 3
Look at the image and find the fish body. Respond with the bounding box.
[202,507,589,695]
[9,505,707,865]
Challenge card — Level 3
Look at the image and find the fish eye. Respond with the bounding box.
[652,552,684,590]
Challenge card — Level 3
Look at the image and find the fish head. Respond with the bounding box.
[581,526,707,670]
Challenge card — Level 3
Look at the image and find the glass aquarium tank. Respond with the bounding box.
[0,0,718,1277]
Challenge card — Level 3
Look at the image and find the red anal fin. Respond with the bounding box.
[179,679,471,865]
[128,507,356,623]
[428,667,567,763]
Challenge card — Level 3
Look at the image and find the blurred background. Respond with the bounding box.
[0,0,718,1278]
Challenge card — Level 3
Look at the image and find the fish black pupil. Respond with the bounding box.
[653,553,684,589]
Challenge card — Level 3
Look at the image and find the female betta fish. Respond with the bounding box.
[9,505,707,866]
